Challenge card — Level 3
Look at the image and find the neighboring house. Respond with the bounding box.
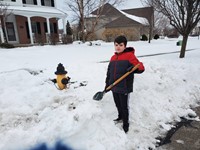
[0,0,67,45]
[85,3,154,41]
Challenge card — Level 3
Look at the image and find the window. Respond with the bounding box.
[0,0,16,1]
[6,22,16,41]
[41,0,54,7]
[22,0,37,5]
[25,22,30,39]
[43,22,47,33]
[50,22,57,34]
[31,22,41,34]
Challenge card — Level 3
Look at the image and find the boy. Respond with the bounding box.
[105,35,145,133]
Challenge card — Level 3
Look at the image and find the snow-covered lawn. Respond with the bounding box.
[0,37,199,150]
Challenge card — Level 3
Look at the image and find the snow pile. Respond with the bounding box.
[0,37,200,150]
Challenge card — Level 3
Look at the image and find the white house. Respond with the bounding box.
[0,0,67,45]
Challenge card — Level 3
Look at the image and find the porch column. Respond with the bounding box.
[37,0,41,6]
[0,19,4,43]
[46,18,50,43]
[63,18,67,35]
[27,16,34,44]
[46,18,50,34]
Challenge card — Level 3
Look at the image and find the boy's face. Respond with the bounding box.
[114,42,126,53]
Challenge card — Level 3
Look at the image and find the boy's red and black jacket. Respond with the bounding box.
[105,47,145,94]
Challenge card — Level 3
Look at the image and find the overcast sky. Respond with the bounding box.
[57,0,143,9]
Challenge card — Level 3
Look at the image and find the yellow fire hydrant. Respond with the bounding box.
[51,63,70,90]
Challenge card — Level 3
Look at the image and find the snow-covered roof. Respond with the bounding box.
[89,3,149,25]
[7,5,67,18]
[119,10,149,25]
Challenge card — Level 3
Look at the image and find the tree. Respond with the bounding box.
[142,0,200,58]
[65,0,125,42]
[153,11,169,36]
[66,20,73,35]
[0,2,12,43]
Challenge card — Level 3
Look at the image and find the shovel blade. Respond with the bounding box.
[93,91,105,101]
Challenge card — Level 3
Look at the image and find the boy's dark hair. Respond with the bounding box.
[114,35,127,46]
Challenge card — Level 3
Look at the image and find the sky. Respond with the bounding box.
[0,37,200,150]
[117,0,144,9]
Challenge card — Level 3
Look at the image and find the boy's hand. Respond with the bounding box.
[127,65,139,73]
[127,66,133,72]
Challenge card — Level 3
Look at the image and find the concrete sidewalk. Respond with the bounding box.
[158,107,200,150]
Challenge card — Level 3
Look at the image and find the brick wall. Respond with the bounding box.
[15,15,58,44]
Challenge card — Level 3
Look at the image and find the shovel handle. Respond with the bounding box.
[105,63,140,91]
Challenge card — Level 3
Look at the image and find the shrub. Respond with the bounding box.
[48,34,58,45]
[154,34,160,40]
[0,43,15,48]
[62,35,73,44]
[35,34,45,46]
[141,34,148,41]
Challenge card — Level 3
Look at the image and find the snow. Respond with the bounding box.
[119,10,149,25]
[7,5,66,16]
[0,37,200,150]
[87,7,149,25]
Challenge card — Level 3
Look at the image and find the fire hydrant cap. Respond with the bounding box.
[55,63,68,75]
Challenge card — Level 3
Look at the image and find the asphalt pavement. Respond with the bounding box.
[157,106,200,150]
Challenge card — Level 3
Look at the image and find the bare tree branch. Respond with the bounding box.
[142,0,200,58]
[0,2,12,43]
[65,0,125,42]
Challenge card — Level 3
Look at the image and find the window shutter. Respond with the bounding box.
[22,0,26,4]
[53,23,57,33]
[36,22,41,34]
[41,0,44,6]
[25,22,30,39]
[51,0,55,7]
[44,22,47,33]
[33,0,37,5]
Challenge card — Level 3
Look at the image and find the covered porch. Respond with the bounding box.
[1,5,67,45]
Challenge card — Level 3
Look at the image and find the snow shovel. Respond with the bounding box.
[93,63,140,101]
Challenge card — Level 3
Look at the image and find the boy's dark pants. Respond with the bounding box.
[112,92,129,127]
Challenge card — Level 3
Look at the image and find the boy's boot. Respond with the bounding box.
[113,117,122,124]
[113,114,122,123]
[113,118,122,121]
[123,122,129,133]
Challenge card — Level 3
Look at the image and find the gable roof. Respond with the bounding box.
[119,10,149,25]
[91,3,122,17]
[122,7,154,23]
[90,3,151,28]
[105,15,143,28]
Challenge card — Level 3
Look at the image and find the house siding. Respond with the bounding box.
[102,26,141,41]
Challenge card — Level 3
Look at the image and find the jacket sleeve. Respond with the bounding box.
[105,63,110,86]
[129,53,145,74]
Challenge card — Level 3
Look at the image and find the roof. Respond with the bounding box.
[119,10,149,25]
[122,7,154,23]
[7,5,67,18]
[91,3,122,17]
[105,15,145,28]
[90,3,150,27]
